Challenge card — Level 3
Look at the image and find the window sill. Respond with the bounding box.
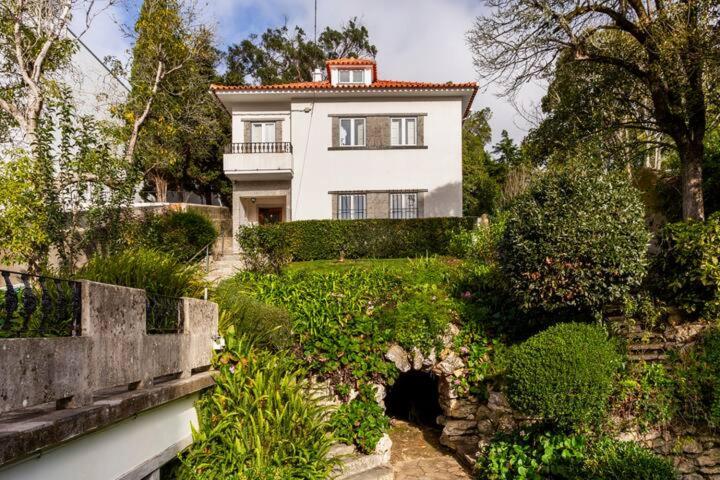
[328,145,428,151]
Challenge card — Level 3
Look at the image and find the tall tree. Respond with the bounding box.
[468,0,720,220]
[225,18,377,85]
[0,0,77,144]
[462,108,499,215]
[492,130,522,167]
[125,0,196,202]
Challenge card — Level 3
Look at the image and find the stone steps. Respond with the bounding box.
[339,466,394,480]
[334,452,389,479]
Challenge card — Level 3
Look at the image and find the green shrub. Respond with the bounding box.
[213,287,293,351]
[476,428,587,480]
[654,212,720,318]
[236,223,292,273]
[674,327,720,428]
[178,333,336,479]
[505,323,622,428]
[449,213,506,264]
[123,211,218,262]
[236,217,477,262]
[77,248,205,298]
[614,362,677,429]
[330,386,390,454]
[584,439,677,480]
[499,168,649,314]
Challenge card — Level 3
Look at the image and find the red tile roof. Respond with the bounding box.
[210,59,479,117]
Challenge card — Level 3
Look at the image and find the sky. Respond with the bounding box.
[75,0,545,143]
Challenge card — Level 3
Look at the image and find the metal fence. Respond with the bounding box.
[145,293,183,334]
[0,270,81,337]
[224,142,293,154]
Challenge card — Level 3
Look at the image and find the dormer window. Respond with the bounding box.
[338,69,365,84]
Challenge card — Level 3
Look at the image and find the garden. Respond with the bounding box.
[78,168,716,479]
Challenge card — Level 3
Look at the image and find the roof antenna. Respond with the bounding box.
[314,0,317,42]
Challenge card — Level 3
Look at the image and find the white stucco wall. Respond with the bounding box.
[0,394,199,480]
[289,97,464,220]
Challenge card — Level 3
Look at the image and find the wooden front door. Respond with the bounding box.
[258,207,282,225]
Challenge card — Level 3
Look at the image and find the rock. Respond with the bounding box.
[677,458,698,473]
[422,348,437,367]
[374,434,392,455]
[476,405,493,419]
[385,345,411,372]
[697,449,720,467]
[442,398,478,419]
[681,474,704,480]
[476,419,494,434]
[683,439,704,455]
[701,466,720,475]
[411,348,423,370]
[442,419,478,436]
[436,415,447,426]
[438,374,459,400]
[435,353,464,376]
[487,391,511,412]
[372,383,385,408]
[495,414,517,433]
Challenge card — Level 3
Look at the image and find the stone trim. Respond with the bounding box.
[328,189,426,219]
[328,113,428,118]
[327,146,429,151]
[328,189,429,194]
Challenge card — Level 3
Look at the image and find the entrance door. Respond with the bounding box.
[258,207,282,225]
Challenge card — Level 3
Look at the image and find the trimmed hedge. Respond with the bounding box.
[237,217,478,262]
[505,322,622,428]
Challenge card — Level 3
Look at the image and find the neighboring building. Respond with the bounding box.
[211,58,477,250]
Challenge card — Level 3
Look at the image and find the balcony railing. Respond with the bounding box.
[224,142,293,154]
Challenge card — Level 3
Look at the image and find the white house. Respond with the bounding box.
[211,58,477,249]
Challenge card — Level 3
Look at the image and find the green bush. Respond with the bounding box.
[236,217,478,262]
[505,323,622,428]
[329,386,390,454]
[449,213,506,265]
[178,333,336,479]
[674,327,720,428]
[213,287,293,351]
[584,439,677,480]
[476,431,676,480]
[124,211,218,262]
[654,212,720,318]
[476,428,587,480]
[499,169,649,314]
[236,223,292,273]
[77,248,205,298]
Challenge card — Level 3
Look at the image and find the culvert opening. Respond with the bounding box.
[385,370,442,428]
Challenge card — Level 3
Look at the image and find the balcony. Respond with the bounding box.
[223,142,293,181]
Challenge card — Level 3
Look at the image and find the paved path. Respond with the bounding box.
[390,420,473,480]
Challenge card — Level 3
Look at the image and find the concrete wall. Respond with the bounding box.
[0,281,218,414]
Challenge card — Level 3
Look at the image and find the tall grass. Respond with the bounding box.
[77,248,206,298]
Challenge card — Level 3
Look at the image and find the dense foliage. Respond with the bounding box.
[129,210,219,262]
[236,218,478,267]
[178,333,336,479]
[674,328,720,428]
[77,248,205,298]
[654,212,720,319]
[330,386,390,454]
[499,169,649,315]
[476,430,676,480]
[504,323,622,428]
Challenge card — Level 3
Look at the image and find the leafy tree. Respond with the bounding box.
[468,0,720,220]
[492,130,522,168]
[0,0,77,144]
[225,18,377,85]
[0,92,136,271]
[125,0,230,204]
[462,108,500,215]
